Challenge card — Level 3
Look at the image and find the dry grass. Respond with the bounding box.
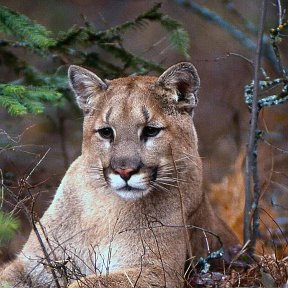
[207,151,288,287]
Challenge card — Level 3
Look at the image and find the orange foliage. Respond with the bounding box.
[209,150,281,256]
[209,151,246,242]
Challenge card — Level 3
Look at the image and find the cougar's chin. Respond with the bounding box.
[115,187,151,200]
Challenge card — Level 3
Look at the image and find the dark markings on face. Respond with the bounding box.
[142,106,150,123]
[105,107,113,124]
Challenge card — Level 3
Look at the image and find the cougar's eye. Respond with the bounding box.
[97,127,114,140]
[142,126,162,138]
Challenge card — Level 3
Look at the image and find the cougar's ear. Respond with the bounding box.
[68,65,108,111]
[157,62,200,115]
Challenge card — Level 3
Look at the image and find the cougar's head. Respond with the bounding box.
[68,63,201,201]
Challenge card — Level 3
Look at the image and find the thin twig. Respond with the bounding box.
[118,222,223,248]
[277,0,283,26]
[144,213,167,287]
[25,148,51,182]
[244,0,267,251]
[0,169,4,209]
[2,151,61,287]
[272,0,287,77]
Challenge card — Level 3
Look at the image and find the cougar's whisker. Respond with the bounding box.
[150,181,170,193]
[157,178,188,184]
[156,181,179,189]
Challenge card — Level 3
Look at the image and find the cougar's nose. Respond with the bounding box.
[114,168,136,181]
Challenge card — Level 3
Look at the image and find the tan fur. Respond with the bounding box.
[0,63,238,288]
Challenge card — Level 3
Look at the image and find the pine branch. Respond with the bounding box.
[0,211,19,247]
[0,5,56,50]
[55,3,190,58]
[0,4,189,116]
[160,16,190,58]
[56,25,91,47]
[56,3,163,47]
[0,84,62,115]
[95,3,163,37]
[82,52,124,78]
[97,43,163,74]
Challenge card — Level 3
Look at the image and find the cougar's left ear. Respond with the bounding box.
[157,62,200,115]
[68,65,108,111]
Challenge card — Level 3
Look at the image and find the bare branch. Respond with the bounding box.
[277,0,283,26]
[244,0,268,251]
[174,0,277,70]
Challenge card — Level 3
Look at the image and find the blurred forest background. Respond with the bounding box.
[0,0,288,273]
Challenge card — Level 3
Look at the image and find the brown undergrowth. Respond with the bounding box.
[205,151,288,287]
[190,255,288,287]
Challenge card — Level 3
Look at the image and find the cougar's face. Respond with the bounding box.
[68,62,200,201]
[85,80,173,200]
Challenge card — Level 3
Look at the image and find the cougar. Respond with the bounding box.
[0,62,238,287]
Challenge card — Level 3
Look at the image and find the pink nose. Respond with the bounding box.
[114,168,135,181]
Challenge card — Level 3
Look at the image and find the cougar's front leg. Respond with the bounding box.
[68,266,184,288]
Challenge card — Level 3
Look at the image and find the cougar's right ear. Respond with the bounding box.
[157,62,200,115]
[68,65,108,111]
